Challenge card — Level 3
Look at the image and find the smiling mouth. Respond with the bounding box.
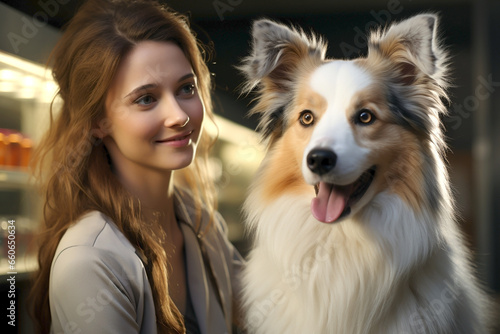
[311,166,376,223]
[156,130,192,144]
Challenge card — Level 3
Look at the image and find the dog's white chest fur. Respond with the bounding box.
[243,192,475,334]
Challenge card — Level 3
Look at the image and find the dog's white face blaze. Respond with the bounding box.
[302,61,373,185]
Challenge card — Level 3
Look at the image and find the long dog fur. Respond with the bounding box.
[238,14,492,334]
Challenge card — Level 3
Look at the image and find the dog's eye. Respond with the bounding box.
[299,110,315,126]
[356,109,375,125]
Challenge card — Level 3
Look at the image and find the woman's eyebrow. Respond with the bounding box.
[124,83,158,99]
[123,73,195,99]
[177,73,195,82]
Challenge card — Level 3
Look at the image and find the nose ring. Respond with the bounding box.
[181,117,190,127]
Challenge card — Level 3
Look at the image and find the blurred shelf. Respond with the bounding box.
[0,168,31,190]
[0,255,37,281]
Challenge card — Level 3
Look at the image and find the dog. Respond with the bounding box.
[238,14,492,333]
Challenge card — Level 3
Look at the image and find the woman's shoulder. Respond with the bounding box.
[56,211,135,252]
[49,212,153,333]
[51,211,144,279]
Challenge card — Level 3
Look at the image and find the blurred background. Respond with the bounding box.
[0,0,498,332]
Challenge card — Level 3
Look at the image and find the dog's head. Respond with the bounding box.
[240,15,449,223]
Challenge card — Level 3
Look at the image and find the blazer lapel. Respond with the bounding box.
[177,190,229,334]
[181,222,210,333]
[200,230,232,330]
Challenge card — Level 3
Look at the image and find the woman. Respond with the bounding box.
[29,0,243,333]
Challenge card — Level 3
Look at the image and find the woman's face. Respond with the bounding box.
[102,41,204,177]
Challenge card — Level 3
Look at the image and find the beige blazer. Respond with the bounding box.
[49,189,244,334]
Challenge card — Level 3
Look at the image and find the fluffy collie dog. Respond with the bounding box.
[239,14,491,333]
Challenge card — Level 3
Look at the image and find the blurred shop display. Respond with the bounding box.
[0,129,33,169]
[0,50,57,276]
[210,115,264,254]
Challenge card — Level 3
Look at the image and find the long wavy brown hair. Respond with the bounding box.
[29,0,217,332]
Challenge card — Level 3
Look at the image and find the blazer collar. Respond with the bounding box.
[175,188,231,334]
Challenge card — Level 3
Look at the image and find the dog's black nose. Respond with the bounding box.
[307,149,337,175]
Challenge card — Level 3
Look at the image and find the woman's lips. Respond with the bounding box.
[155,130,193,147]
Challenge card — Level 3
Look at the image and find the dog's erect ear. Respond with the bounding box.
[239,19,326,141]
[367,14,449,142]
[368,14,448,87]
[240,19,326,92]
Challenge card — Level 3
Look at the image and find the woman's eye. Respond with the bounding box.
[135,94,156,106]
[299,110,314,126]
[179,83,196,97]
[356,109,375,125]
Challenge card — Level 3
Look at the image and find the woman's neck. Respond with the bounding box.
[114,165,179,232]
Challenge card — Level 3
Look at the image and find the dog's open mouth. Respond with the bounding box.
[311,166,376,223]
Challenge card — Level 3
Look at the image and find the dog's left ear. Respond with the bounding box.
[368,14,447,87]
[238,19,327,141]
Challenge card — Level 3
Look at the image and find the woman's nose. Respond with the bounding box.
[162,95,190,128]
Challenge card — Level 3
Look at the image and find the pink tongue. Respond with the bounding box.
[311,182,348,223]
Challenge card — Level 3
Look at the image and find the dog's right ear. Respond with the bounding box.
[238,19,326,141]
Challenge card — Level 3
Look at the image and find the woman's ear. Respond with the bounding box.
[91,118,112,138]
